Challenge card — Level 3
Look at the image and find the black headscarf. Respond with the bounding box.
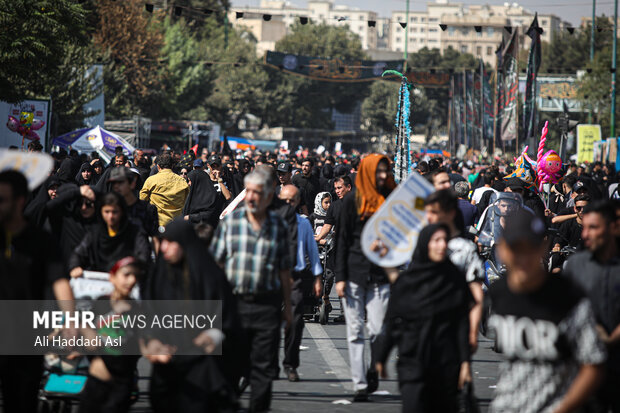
[73,194,149,272]
[24,176,62,232]
[182,170,219,226]
[144,219,243,399]
[75,162,93,186]
[56,157,78,184]
[387,224,472,319]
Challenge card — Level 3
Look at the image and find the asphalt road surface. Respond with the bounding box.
[127,295,502,412]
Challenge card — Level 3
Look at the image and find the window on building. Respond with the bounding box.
[421,28,425,32]
[411,27,417,32]
[429,18,438,22]
[542,19,548,25]
[449,27,455,35]
[396,47,402,51]
[359,15,364,20]
[477,30,482,37]
[421,17,426,22]
[461,28,468,35]
[487,46,493,55]
[429,28,437,32]
[396,37,401,43]
[412,17,418,22]
[460,45,468,53]
[429,39,437,42]
[476,46,482,55]
[359,26,363,32]
[487,27,494,36]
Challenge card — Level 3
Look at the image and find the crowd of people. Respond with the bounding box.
[0,141,618,413]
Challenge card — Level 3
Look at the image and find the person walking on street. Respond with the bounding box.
[563,200,620,412]
[375,224,473,413]
[211,169,293,413]
[279,185,323,382]
[140,153,189,228]
[488,210,606,413]
[335,154,395,401]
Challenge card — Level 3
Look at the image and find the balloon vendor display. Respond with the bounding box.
[504,146,538,192]
[535,121,564,192]
[382,70,413,183]
[6,104,45,148]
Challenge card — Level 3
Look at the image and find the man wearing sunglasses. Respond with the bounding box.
[552,194,590,254]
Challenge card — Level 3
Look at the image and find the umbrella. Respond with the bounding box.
[52,126,136,163]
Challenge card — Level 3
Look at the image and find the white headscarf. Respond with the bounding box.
[314,192,331,216]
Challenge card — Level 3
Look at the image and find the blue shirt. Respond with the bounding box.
[295,214,323,276]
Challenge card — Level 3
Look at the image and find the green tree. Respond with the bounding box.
[94,0,164,118]
[361,81,400,133]
[0,0,88,102]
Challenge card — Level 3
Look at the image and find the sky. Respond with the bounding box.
[230,0,616,27]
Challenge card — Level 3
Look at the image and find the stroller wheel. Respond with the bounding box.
[319,303,328,325]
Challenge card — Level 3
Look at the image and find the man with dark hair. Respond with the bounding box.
[27,140,43,153]
[133,149,151,185]
[0,170,75,413]
[114,154,128,167]
[424,189,485,352]
[292,158,320,215]
[454,181,477,227]
[563,200,620,413]
[429,167,452,191]
[471,171,497,205]
[140,153,189,228]
[489,210,606,413]
[552,194,590,253]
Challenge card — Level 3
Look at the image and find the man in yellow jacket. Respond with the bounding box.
[140,153,189,228]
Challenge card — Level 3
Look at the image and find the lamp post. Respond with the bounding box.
[404,0,410,72]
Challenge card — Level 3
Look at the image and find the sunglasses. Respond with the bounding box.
[82,200,94,208]
[181,172,188,176]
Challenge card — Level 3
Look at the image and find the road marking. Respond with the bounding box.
[305,323,353,391]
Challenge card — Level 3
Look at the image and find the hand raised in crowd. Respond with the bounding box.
[79,185,95,201]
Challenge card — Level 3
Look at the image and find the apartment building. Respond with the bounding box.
[229,0,378,55]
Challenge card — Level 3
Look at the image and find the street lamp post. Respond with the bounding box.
[404,0,410,72]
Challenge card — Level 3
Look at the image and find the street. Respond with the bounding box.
[130,294,502,412]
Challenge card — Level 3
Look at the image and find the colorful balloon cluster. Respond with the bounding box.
[535,121,564,191]
[504,121,564,192]
[6,106,45,144]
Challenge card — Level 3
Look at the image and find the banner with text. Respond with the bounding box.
[576,124,601,163]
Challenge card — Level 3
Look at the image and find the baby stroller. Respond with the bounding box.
[300,242,335,325]
[37,353,89,413]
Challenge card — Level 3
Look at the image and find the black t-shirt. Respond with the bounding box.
[92,297,141,378]
[487,275,606,413]
[0,225,67,300]
[554,218,583,248]
[325,198,343,226]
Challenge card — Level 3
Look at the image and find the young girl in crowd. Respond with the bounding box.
[309,192,334,314]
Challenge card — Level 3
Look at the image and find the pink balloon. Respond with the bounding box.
[31,119,45,130]
[25,130,40,141]
[6,116,19,132]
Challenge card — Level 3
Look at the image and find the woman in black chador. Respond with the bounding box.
[142,218,243,412]
[374,224,473,413]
